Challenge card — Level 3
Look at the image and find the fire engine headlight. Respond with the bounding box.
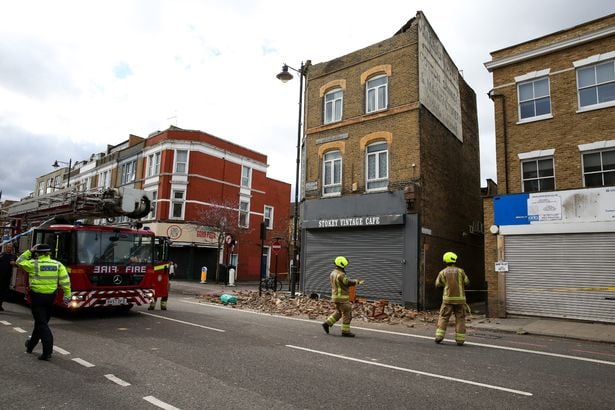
[71,295,85,301]
[70,301,79,308]
[144,291,154,298]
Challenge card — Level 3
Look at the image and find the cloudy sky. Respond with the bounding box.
[1,0,613,201]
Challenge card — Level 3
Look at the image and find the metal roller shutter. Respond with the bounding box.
[303,226,405,304]
[505,233,615,323]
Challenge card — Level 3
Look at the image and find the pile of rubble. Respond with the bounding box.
[196,289,441,328]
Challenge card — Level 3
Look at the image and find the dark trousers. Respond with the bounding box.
[0,272,10,306]
[29,292,56,356]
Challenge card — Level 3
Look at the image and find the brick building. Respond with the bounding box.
[484,14,615,322]
[299,11,483,309]
[33,127,291,282]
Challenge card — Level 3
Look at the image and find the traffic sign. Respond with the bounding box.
[271,240,281,255]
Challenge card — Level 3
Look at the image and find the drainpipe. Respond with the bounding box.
[487,90,509,194]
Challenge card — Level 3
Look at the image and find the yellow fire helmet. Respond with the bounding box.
[334,256,349,268]
[443,252,457,264]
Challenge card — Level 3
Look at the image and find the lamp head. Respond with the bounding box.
[52,160,60,168]
[276,64,293,83]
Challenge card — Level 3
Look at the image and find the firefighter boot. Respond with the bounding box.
[341,332,355,338]
[322,322,330,334]
[161,300,167,311]
[148,300,155,310]
[435,328,445,344]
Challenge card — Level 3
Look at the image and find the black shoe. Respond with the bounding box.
[321,323,330,334]
[435,337,443,344]
[148,305,155,310]
[38,354,52,361]
[161,307,167,311]
[25,338,33,354]
[341,332,355,338]
[456,342,464,346]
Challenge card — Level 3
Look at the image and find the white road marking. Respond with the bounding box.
[72,358,95,367]
[287,344,533,397]
[182,299,615,366]
[105,374,131,387]
[140,311,225,332]
[53,346,70,355]
[143,395,180,410]
[0,320,11,325]
[13,327,27,333]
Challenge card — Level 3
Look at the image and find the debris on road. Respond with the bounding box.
[196,290,444,328]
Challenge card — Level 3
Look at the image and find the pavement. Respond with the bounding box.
[169,279,615,345]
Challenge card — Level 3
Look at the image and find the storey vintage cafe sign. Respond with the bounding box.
[303,214,404,229]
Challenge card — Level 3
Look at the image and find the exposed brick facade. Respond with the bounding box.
[303,12,483,309]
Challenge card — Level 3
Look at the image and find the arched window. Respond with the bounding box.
[366,75,388,113]
[323,150,342,195]
[324,88,343,124]
[366,142,388,190]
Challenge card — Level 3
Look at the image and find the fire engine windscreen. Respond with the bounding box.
[76,231,154,264]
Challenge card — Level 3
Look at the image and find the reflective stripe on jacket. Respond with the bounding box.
[16,250,72,295]
[330,267,357,302]
[435,266,469,305]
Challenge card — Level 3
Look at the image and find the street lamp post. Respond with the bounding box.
[277,60,310,298]
[52,159,73,189]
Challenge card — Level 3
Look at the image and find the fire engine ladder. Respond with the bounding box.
[6,187,151,227]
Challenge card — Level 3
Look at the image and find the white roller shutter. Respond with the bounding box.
[505,233,615,323]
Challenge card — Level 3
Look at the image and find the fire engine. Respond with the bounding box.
[2,187,157,310]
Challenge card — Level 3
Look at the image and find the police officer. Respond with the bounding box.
[0,243,17,312]
[434,251,469,346]
[321,256,364,337]
[16,244,71,361]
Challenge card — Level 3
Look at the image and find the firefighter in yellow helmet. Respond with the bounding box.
[321,256,364,337]
[435,251,469,346]
[17,243,72,361]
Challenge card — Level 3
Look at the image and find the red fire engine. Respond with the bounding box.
[3,187,157,310]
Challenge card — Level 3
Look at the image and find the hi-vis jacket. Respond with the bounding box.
[435,266,469,305]
[330,267,358,302]
[16,250,71,296]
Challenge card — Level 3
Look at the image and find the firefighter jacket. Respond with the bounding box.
[16,250,71,296]
[330,267,358,302]
[435,265,469,305]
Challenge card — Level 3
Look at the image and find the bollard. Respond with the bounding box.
[228,267,236,287]
[200,266,208,284]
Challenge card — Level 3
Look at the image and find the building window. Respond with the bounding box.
[175,150,188,173]
[241,166,251,188]
[582,149,615,187]
[120,161,136,184]
[521,158,555,192]
[98,170,110,189]
[324,88,343,124]
[366,75,388,113]
[171,190,185,219]
[366,142,388,191]
[239,199,250,228]
[577,60,615,109]
[148,190,158,219]
[323,150,342,195]
[264,205,274,229]
[54,176,62,191]
[518,77,551,120]
[147,152,161,177]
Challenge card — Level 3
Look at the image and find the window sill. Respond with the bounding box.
[516,114,553,125]
[322,192,341,198]
[576,100,615,113]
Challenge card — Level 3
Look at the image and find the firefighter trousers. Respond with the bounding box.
[435,303,466,343]
[326,301,352,333]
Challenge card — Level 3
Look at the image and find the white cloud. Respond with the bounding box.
[1,0,614,200]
